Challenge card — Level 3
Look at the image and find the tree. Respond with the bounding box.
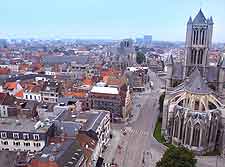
[156,146,197,167]
[136,51,146,64]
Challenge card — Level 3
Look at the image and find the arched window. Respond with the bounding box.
[202,30,205,45]
[179,117,184,140]
[196,30,199,44]
[185,121,192,145]
[211,120,217,143]
[193,30,196,45]
[191,50,194,63]
[193,49,197,64]
[173,117,179,138]
[192,123,201,147]
[197,49,203,64]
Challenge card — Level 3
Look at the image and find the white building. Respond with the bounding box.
[0,118,54,152]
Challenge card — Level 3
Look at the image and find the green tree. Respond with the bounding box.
[136,51,146,64]
[156,146,197,167]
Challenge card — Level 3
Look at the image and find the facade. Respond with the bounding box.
[41,81,63,103]
[90,86,123,120]
[0,118,54,152]
[126,67,149,91]
[111,39,136,71]
[165,9,225,92]
[163,9,225,156]
[23,84,42,102]
[76,110,111,167]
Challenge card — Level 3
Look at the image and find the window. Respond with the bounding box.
[33,134,40,141]
[34,142,41,147]
[192,124,201,147]
[23,133,29,140]
[24,142,30,147]
[13,141,20,146]
[2,111,7,116]
[13,133,19,139]
[30,95,32,100]
[1,132,7,139]
[26,95,28,99]
[1,141,8,145]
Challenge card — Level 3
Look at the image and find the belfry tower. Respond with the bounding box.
[183,9,213,78]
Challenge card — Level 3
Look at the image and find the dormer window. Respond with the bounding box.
[33,134,40,141]
[23,133,29,140]
[13,133,19,139]
[0,132,7,139]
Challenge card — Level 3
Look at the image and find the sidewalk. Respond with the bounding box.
[103,129,121,164]
[197,156,225,167]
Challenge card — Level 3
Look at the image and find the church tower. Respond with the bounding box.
[183,9,213,79]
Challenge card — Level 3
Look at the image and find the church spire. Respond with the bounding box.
[193,9,207,24]
[187,16,192,24]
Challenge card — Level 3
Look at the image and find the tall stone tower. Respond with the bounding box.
[183,9,213,78]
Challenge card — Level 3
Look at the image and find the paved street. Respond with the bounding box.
[119,71,165,167]
[103,71,166,167]
[103,70,225,167]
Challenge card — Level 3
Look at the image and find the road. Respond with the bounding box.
[104,71,166,167]
[120,71,165,167]
[103,70,225,167]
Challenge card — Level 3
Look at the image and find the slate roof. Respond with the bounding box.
[42,55,89,65]
[38,139,83,167]
[172,63,183,80]
[184,68,211,94]
[165,55,174,65]
[193,9,207,24]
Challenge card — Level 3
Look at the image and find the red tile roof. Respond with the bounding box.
[15,90,24,97]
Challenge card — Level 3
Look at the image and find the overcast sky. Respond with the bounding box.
[0,0,224,42]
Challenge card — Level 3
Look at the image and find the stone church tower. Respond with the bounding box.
[183,9,214,78]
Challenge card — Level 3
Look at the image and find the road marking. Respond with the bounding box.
[124,127,149,136]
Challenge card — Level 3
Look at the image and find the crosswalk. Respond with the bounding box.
[122,127,149,136]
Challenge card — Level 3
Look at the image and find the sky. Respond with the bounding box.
[0,0,225,42]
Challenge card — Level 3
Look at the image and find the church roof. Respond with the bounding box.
[193,9,207,24]
[172,63,183,80]
[165,54,174,65]
[184,68,211,94]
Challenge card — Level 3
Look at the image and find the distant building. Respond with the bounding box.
[41,81,63,103]
[126,67,149,91]
[143,35,152,48]
[111,39,136,71]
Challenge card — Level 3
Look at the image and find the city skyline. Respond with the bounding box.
[0,0,225,42]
